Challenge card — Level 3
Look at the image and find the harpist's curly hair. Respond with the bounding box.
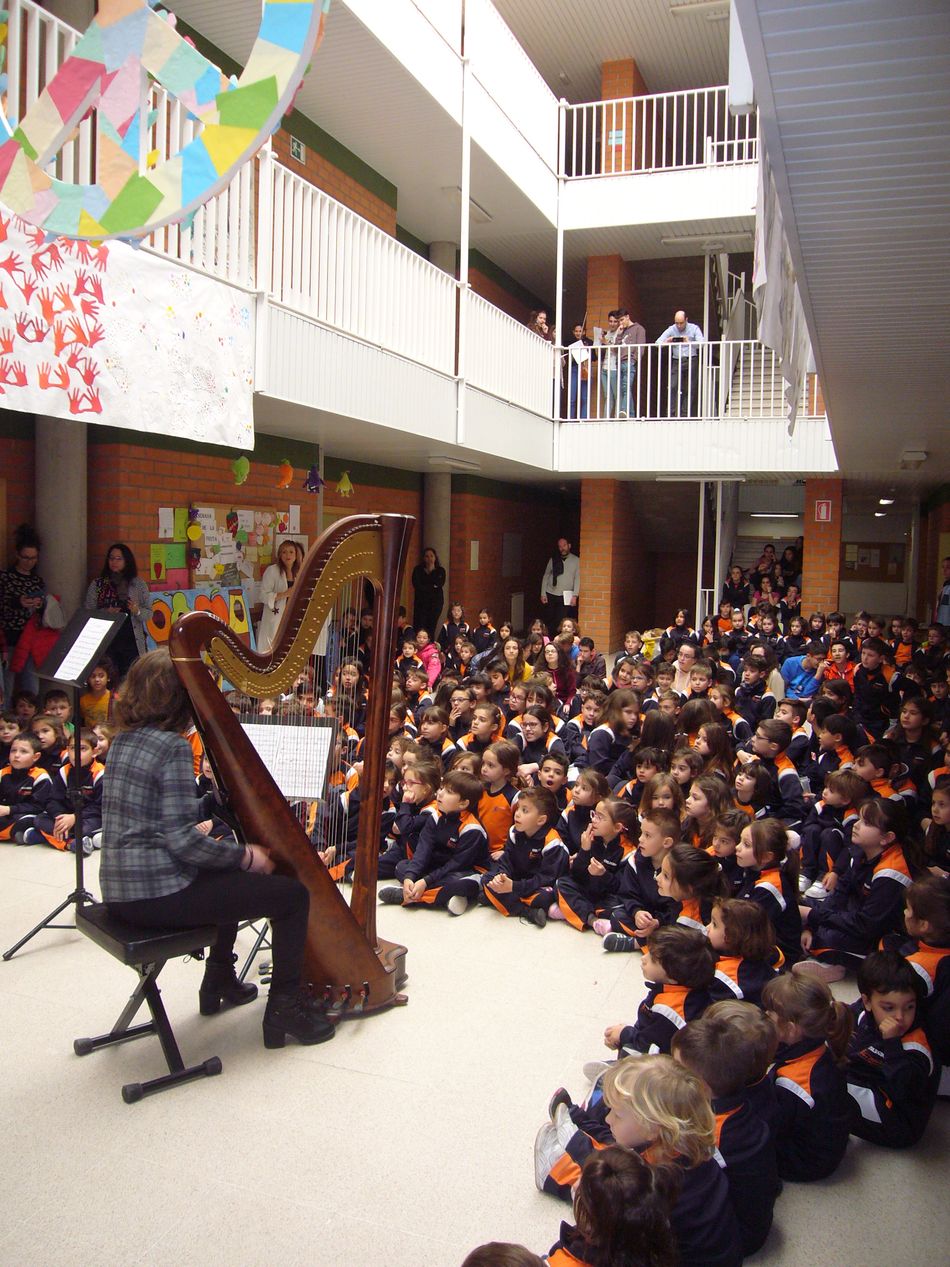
[113,648,194,735]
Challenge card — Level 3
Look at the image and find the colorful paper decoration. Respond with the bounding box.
[303,464,324,493]
[276,458,293,488]
[0,1,329,241]
[232,455,250,484]
[335,470,354,497]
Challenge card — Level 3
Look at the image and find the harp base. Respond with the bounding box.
[306,939,408,1018]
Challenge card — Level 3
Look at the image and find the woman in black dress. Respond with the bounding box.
[411,547,446,636]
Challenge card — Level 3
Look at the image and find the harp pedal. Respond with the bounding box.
[352,981,370,1014]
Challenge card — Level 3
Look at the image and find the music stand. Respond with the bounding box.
[3,610,125,960]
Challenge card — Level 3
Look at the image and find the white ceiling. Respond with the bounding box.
[492,0,731,103]
[735,0,950,486]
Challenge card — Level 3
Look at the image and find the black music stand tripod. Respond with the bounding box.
[3,609,125,961]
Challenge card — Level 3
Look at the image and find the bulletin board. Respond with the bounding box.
[840,541,906,583]
[145,586,255,652]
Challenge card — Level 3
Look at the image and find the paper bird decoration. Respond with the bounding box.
[231,455,250,485]
[277,459,294,489]
[335,470,355,498]
[303,465,325,493]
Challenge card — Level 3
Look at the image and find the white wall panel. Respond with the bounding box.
[560,163,757,232]
[468,80,559,224]
[266,305,457,441]
[343,0,463,120]
[556,417,837,476]
[464,388,555,471]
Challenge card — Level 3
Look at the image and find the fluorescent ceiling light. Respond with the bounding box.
[899,449,927,469]
[874,512,886,518]
[750,513,799,519]
[878,497,894,505]
[440,186,493,225]
[670,1,730,18]
[427,454,481,471]
[660,233,752,247]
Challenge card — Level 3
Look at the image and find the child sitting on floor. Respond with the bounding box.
[598,807,680,952]
[480,787,568,927]
[553,797,636,930]
[706,897,780,1006]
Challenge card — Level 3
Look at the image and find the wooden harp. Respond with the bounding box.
[169,513,414,1017]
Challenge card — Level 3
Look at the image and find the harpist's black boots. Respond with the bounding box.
[199,955,259,1015]
[262,989,336,1047]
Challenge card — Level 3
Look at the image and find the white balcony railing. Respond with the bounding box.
[563,87,758,179]
[557,341,822,423]
[2,0,255,287]
[265,163,458,376]
[465,291,557,415]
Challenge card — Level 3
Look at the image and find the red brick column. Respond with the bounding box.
[579,479,655,651]
[801,477,842,613]
[600,59,649,173]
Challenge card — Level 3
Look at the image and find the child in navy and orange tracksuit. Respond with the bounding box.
[672,1000,780,1256]
[888,875,950,1068]
[553,796,633,930]
[378,762,441,881]
[597,808,679,950]
[735,816,803,966]
[480,787,568,926]
[378,770,487,914]
[706,897,780,1008]
[762,973,854,1181]
[23,729,104,853]
[0,733,52,842]
[845,951,938,1148]
[604,926,715,1056]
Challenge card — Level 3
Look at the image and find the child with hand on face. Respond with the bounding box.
[552,797,635,929]
[481,787,568,927]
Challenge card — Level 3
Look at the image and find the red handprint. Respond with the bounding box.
[16,277,37,304]
[14,312,49,343]
[86,319,105,347]
[67,388,85,415]
[0,216,8,244]
[0,253,24,280]
[68,387,102,415]
[76,356,99,387]
[31,251,52,282]
[0,330,13,356]
[75,272,105,304]
[37,362,71,391]
[0,360,28,387]
[83,388,103,414]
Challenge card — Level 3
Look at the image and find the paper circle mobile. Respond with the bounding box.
[0,0,328,241]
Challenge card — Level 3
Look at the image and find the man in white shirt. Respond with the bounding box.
[656,310,705,417]
[540,538,580,632]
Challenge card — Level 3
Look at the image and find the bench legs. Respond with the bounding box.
[74,959,223,1103]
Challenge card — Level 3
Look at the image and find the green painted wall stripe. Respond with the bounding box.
[468,248,546,312]
[453,474,578,508]
[324,455,422,493]
[175,18,397,210]
[0,408,35,440]
[396,224,430,259]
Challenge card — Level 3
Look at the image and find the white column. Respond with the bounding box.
[694,480,705,625]
[35,417,87,618]
[423,472,452,629]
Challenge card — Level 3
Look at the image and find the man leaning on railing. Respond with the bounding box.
[615,310,646,419]
[656,310,705,418]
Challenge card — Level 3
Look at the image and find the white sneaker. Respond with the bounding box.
[533,1121,561,1191]
[804,881,829,901]
[447,895,469,916]
[799,873,811,894]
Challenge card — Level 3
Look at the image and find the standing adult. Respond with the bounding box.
[566,322,593,420]
[84,543,153,679]
[615,309,646,418]
[540,538,580,631]
[258,539,305,654]
[0,524,46,699]
[655,310,705,416]
[411,547,446,637]
[936,557,950,627]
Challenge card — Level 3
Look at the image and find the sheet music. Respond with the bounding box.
[56,617,119,682]
[241,721,335,800]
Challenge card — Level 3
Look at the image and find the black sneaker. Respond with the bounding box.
[378,886,404,905]
[603,932,636,953]
[522,906,547,928]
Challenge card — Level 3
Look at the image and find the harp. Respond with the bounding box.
[169,513,414,1017]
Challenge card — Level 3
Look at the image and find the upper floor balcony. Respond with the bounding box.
[0,0,832,480]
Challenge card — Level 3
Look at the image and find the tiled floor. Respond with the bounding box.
[0,845,946,1266]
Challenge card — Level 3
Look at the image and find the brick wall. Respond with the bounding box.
[801,477,842,612]
[272,128,397,235]
[470,268,532,324]
[580,478,656,650]
[918,489,950,619]
[634,256,706,342]
[449,483,579,633]
[586,255,644,334]
[0,434,35,554]
[600,59,650,173]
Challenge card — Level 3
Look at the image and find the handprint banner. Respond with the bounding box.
[0,209,253,446]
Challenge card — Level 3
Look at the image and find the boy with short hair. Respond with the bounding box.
[780,642,827,700]
[853,742,903,801]
[799,768,865,894]
[22,728,105,854]
[750,719,805,825]
[687,661,713,700]
[560,689,606,769]
[480,787,568,926]
[774,697,811,771]
[0,731,52,841]
[672,1000,780,1257]
[846,950,937,1148]
[576,637,606,688]
[603,925,716,1055]
[379,769,487,914]
[852,638,897,738]
[736,656,776,729]
[538,752,571,812]
[42,688,75,738]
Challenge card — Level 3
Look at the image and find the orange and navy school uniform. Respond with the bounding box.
[394,652,424,679]
[560,716,592,768]
[586,722,630,775]
[617,978,713,1055]
[545,1223,594,1267]
[416,733,457,771]
[455,730,495,757]
[480,824,568,915]
[888,935,950,1068]
[186,727,204,777]
[706,842,742,893]
[719,707,752,747]
[378,797,438,881]
[674,895,709,933]
[602,847,677,937]
[517,730,568,780]
[799,798,857,881]
[34,745,66,777]
[770,1037,852,1181]
[398,806,488,908]
[737,863,802,966]
[0,763,53,839]
[846,1001,937,1148]
[555,835,624,929]
[478,782,518,855]
[759,751,805,826]
[804,841,913,962]
[31,759,105,850]
[709,951,779,1009]
[711,1086,780,1256]
[557,799,592,855]
[785,722,812,773]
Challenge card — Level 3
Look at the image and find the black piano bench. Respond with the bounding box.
[74,903,223,1104]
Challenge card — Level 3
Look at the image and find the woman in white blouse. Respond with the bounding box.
[257,539,304,653]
